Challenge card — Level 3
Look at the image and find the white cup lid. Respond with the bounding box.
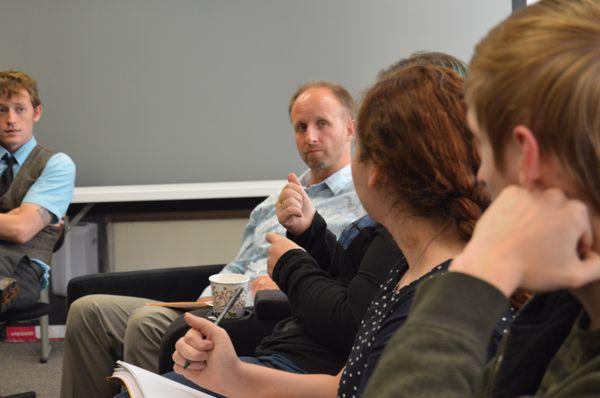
[209,273,250,284]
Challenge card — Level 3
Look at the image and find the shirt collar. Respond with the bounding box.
[298,164,352,195]
[0,137,37,165]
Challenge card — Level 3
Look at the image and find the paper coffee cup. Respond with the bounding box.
[209,274,249,318]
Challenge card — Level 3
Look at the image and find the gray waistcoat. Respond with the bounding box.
[0,145,61,265]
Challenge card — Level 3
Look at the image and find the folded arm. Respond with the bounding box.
[0,203,52,243]
[0,152,75,244]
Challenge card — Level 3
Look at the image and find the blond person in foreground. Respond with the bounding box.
[364,0,600,397]
[168,64,505,397]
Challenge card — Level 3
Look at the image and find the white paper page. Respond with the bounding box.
[116,360,217,398]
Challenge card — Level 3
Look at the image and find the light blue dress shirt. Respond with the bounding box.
[200,165,365,304]
[0,137,76,287]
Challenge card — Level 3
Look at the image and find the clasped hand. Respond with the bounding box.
[173,313,242,396]
[451,185,600,297]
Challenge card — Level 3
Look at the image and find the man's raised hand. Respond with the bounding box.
[276,173,316,236]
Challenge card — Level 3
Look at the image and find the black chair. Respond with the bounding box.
[66,265,292,374]
[0,301,52,362]
[67,264,226,306]
[0,226,66,363]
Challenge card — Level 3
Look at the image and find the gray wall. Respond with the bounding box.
[0,0,510,187]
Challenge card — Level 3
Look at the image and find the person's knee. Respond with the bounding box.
[124,306,172,349]
[65,295,111,338]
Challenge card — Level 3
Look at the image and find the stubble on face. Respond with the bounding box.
[291,88,352,181]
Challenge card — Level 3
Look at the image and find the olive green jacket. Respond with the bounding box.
[363,272,600,398]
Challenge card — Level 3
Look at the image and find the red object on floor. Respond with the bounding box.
[5,325,37,342]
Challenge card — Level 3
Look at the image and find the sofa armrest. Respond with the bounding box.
[67,264,225,309]
[254,289,291,320]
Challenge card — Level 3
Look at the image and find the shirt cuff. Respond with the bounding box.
[286,212,326,246]
[272,249,308,289]
[31,259,50,290]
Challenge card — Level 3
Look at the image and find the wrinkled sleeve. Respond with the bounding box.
[198,197,268,298]
[286,212,338,273]
[273,227,396,355]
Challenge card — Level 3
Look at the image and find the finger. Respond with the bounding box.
[282,196,302,210]
[280,207,303,222]
[184,312,220,337]
[174,361,207,374]
[177,329,214,352]
[282,182,307,200]
[570,251,600,288]
[172,350,207,371]
[541,187,568,206]
[175,345,209,364]
[578,228,593,260]
[567,201,593,259]
[279,189,303,205]
[287,172,301,186]
[265,232,284,244]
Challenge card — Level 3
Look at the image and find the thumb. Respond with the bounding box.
[266,232,283,244]
[287,172,301,186]
[288,172,309,200]
[574,250,600,287]
[184,312,220,336]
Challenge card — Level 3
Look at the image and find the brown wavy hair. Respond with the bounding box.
[0,70,41,108]
[357,65,489,242]
[378,51,468,80]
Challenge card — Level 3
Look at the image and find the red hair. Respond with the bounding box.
[357,65,488,241]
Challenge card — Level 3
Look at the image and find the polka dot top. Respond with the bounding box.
[337,258,516,398]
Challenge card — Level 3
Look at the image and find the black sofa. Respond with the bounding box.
[67,264,291,374]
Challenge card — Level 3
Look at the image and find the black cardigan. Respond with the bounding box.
[255,212,403,374]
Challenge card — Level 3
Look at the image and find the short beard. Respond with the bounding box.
[304,157,326,172]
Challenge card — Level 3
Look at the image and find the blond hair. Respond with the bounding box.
[466,0,600,209]
[288,81,355,119]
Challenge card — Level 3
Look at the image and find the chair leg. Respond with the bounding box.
[39,313,51,362]
[39,288,52,363]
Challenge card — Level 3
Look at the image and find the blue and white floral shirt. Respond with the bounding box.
[200,165,364,304]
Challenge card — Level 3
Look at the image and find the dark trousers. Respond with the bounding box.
[0,253,42,311]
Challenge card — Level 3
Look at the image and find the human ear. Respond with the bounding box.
[33,105,43,123]
[513,125,541,188]
[345,118,355,142]
[367,162,382,189]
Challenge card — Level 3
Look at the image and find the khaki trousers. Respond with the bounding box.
[60,294,182,398]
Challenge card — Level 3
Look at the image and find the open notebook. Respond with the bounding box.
[109,361,218,398]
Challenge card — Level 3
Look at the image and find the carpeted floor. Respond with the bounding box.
[0,340,63,398]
